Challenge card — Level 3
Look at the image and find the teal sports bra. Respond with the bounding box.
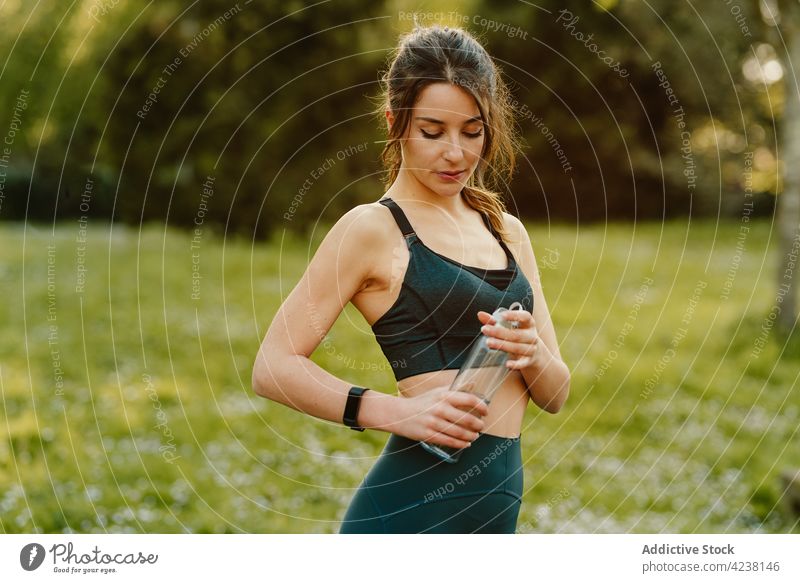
[371,197,534,381]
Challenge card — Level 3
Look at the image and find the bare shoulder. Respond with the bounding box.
[326,202,393,247]
[500,211,539,286]
[501,211,526,232]
[318,201,396,288]
[500,211,531,250]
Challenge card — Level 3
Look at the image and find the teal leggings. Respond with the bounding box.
[339,432,523,533]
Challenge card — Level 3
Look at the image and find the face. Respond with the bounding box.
[387,82,485,198]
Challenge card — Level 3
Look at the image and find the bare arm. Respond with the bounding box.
[252,205,395,430]
[506,214,571,413]
[252,205,488,446]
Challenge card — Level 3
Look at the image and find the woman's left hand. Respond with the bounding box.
[477,309,542,370]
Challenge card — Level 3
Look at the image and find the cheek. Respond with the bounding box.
[405,138,438,164]
[466,139,485,163]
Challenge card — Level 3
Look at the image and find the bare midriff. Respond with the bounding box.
[395,368,529,439]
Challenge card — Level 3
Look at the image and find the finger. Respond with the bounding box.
[482,325,529,342]
[425,430,471,450]
[502,309,532,321]
[477,311,496,325]
[448,389,489,417]
[478,311,493,324]
[443,404,485,432]
[499,310,534,328]
[430,417,477,447]
[505,356,532,369]
[443,399,486,426]
[485,336,536,355]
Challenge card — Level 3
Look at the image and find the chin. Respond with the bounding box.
[430,185,464,198]
[415,171,473,197]
[429,177,470,195]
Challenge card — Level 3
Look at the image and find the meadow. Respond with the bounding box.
[1,216,798,533]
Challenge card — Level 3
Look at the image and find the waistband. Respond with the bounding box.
[375,432,520,477]
[363,432,524,513]
[386,432,519,452]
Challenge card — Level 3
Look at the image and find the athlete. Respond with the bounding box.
[252,23,570,533]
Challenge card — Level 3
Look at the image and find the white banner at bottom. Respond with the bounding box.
[1,534,797,582]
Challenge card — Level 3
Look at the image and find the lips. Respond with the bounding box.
[436,170,466,181]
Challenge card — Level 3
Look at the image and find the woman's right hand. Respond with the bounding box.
[393,384,488,449]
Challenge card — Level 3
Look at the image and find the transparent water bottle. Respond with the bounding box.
[420,301,524,463]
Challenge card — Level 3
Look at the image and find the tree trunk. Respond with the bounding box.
[775,0,800,334]
[780,469,800,517]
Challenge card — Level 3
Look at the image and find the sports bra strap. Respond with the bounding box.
[378,198,416,237]
[482,212,515,263]
[379,196,513,261]
[481,212,496,236]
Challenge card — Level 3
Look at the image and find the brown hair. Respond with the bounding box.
[374,23,523,242]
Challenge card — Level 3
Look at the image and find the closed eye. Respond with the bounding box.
[420,130,484,139]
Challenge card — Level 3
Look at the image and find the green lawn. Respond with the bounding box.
[1,217,798,533]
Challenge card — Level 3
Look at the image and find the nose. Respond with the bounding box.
[442,133,465,163]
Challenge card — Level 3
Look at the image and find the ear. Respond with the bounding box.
[385,109,394,130]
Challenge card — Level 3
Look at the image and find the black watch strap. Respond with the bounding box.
[343,386,369,431]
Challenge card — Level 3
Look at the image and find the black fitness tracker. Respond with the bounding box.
[343,386,369,431]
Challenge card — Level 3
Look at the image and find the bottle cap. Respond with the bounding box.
[492,301,524,330]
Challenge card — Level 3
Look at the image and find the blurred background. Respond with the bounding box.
[0,0,798,533]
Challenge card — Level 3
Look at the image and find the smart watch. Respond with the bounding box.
[343,386,369,431]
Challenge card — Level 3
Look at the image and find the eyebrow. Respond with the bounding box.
[414,115,483,125]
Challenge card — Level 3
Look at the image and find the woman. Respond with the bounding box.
[252,24,570,533]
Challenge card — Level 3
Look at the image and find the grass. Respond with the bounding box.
[0,216,798,533]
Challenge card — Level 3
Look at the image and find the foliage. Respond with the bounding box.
[0,1,784,236]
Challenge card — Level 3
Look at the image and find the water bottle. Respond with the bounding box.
[420,301,524,463]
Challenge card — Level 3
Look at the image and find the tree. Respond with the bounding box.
[764,0,800,334]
